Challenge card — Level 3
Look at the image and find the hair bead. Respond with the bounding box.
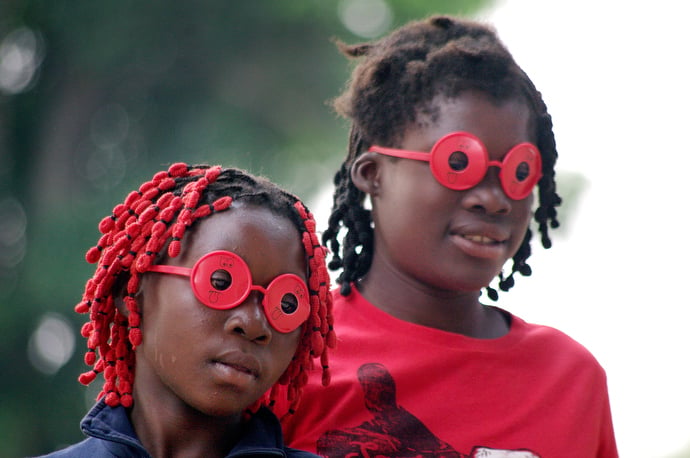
[74,301,90,314]
[167,162,189,177]
[78,370,98,385]
[84,350,96,365]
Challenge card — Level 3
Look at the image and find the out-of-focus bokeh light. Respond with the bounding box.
[0,197,22,300]
[0,27,44,94]
[27,313,76,375]
[83,145,128,191]
[338,0,393,38]
[0,198,27,269]
[82,103,131,190]
[90,104,130,149]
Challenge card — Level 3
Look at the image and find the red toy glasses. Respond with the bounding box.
[148,250,310,333]
[370,131,542,200]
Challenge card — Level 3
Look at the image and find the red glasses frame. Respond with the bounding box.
[369,131,542,200]
[148,250,310,333]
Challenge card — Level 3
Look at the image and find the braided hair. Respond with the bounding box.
[75,163,335,415]
[323,15,562,299]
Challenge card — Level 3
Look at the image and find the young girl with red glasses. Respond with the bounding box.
[280,16,618,457]
[39,163,335,457]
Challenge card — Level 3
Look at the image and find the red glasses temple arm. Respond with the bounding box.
[147,265,192,277]
[369,146,431,162]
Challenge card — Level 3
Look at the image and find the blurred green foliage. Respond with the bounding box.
[0,0,492,456]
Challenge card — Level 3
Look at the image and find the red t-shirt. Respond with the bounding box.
[280,286,618,458]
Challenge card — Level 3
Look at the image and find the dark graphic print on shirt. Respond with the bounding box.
[316,363,540,458]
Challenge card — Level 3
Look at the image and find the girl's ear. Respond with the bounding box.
[111,273,130,317]
[112,273,146,317]
[114,295,129,317]
[351,152,383,196]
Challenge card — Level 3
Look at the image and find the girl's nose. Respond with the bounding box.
[461,169,512,215]
[223,292,272,345]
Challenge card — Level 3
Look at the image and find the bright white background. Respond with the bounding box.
[317,1,690,456]
[482,1,690,457]
[486,1,690,456]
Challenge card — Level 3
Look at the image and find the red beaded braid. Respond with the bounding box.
[76,163,335,414]
[264,201,335,415]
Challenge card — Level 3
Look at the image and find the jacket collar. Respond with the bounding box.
[81,399,288,457]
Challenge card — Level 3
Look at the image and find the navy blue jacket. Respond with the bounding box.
[37,399,319,457]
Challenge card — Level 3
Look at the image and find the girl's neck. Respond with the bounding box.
[356,269,509,339]
[130,385,243,458]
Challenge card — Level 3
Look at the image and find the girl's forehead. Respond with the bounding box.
[403,93,535,151]
[178,204,306,277]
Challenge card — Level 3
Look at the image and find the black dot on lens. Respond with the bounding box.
[280,293,298,314]
[515,162,530,182]
[210,269,232,290]
[448,151,469,171]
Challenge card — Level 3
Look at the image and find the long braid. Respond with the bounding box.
[76,163,334,413]
[274,201,335,414]
[322,127,375,296]
[323,15,562,299]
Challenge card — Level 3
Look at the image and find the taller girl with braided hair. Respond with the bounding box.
[40,163,335,458]
[280,16,618,457]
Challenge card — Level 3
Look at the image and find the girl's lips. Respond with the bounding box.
[461,234,501,244]
[451,233,507,260]
[210,351,261,384]
[449,225,509,260]
[213,361,256,377]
